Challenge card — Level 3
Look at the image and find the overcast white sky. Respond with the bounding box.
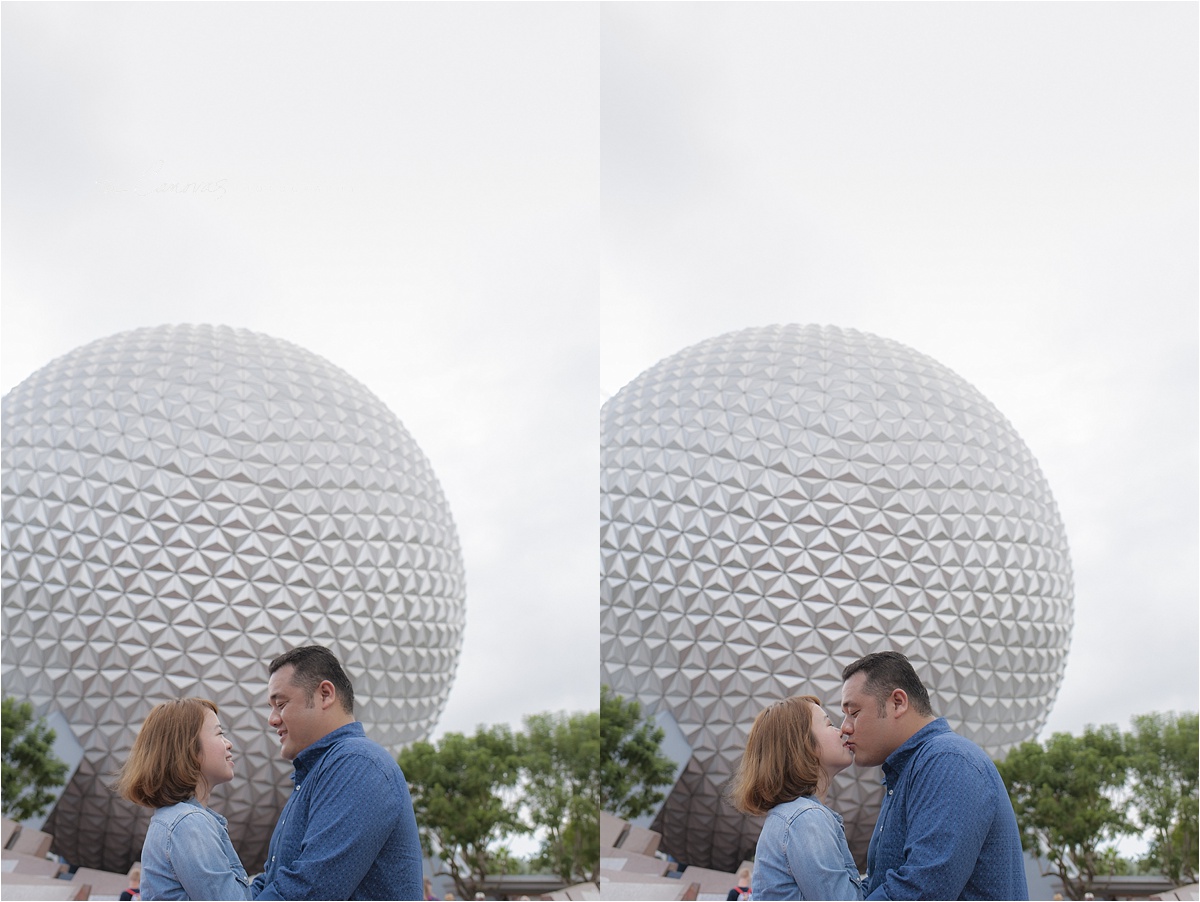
[596,2,1198,741]
[2,2,601,741]
[3,3,1196,749]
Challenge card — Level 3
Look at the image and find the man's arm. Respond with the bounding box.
[253,753,402,901]
[866,750,994,900]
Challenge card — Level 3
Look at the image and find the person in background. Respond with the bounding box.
[840,651,1028,900]
[726,865,752,900]
[113,698,251,901]
[120,863,142,901]
[251,645,423,900]
[728,694,863,900]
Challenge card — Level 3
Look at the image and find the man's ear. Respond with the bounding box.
[889,688,910,718]
[317,679,338,711]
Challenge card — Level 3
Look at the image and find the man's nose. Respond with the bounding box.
[839,716,852,734]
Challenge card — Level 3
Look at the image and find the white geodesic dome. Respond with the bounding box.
[2,324,467,873]
[600,324,1073,869]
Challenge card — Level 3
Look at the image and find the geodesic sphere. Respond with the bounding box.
[600,324,1073,870]
[1,324,466,873]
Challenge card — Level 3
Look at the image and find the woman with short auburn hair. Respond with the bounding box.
[114,698,251,901]
[727,695,862,900]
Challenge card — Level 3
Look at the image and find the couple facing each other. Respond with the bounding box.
[114,645,423,901]
[729,651,1029,901]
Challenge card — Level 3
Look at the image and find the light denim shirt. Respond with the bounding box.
[751,795,863,900]
[141,799,251,901]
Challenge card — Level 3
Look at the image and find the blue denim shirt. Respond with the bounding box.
[141,800,251,901]
[251,722,423,901]
[751,796,864,900]
[865,718,1028,900]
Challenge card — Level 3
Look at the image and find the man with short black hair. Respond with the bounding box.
[252,645,423,900]
[840,651,1027,900]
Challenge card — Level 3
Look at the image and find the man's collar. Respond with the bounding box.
[291,721,364,783]
[881,717,949,785]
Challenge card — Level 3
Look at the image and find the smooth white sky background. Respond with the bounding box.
[596,3,1198,742]
[2,2,601,741]
[3,1,1196,759]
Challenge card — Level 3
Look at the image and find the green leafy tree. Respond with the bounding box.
[487,844,532,876]
[1125,712,1199,884]
[998,725,1133,901]
[398,725,528,900]
[520,711,601,884]
[599,685,677,820]
[1,697,68,822]
[1095,846,1133,876]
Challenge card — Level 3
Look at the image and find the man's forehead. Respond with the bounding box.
[267,667,295,695]
[840,673,866,702]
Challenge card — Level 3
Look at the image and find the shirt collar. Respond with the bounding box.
[881,717,949,786]
[179,797,227,825]
[291,721,364,784]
